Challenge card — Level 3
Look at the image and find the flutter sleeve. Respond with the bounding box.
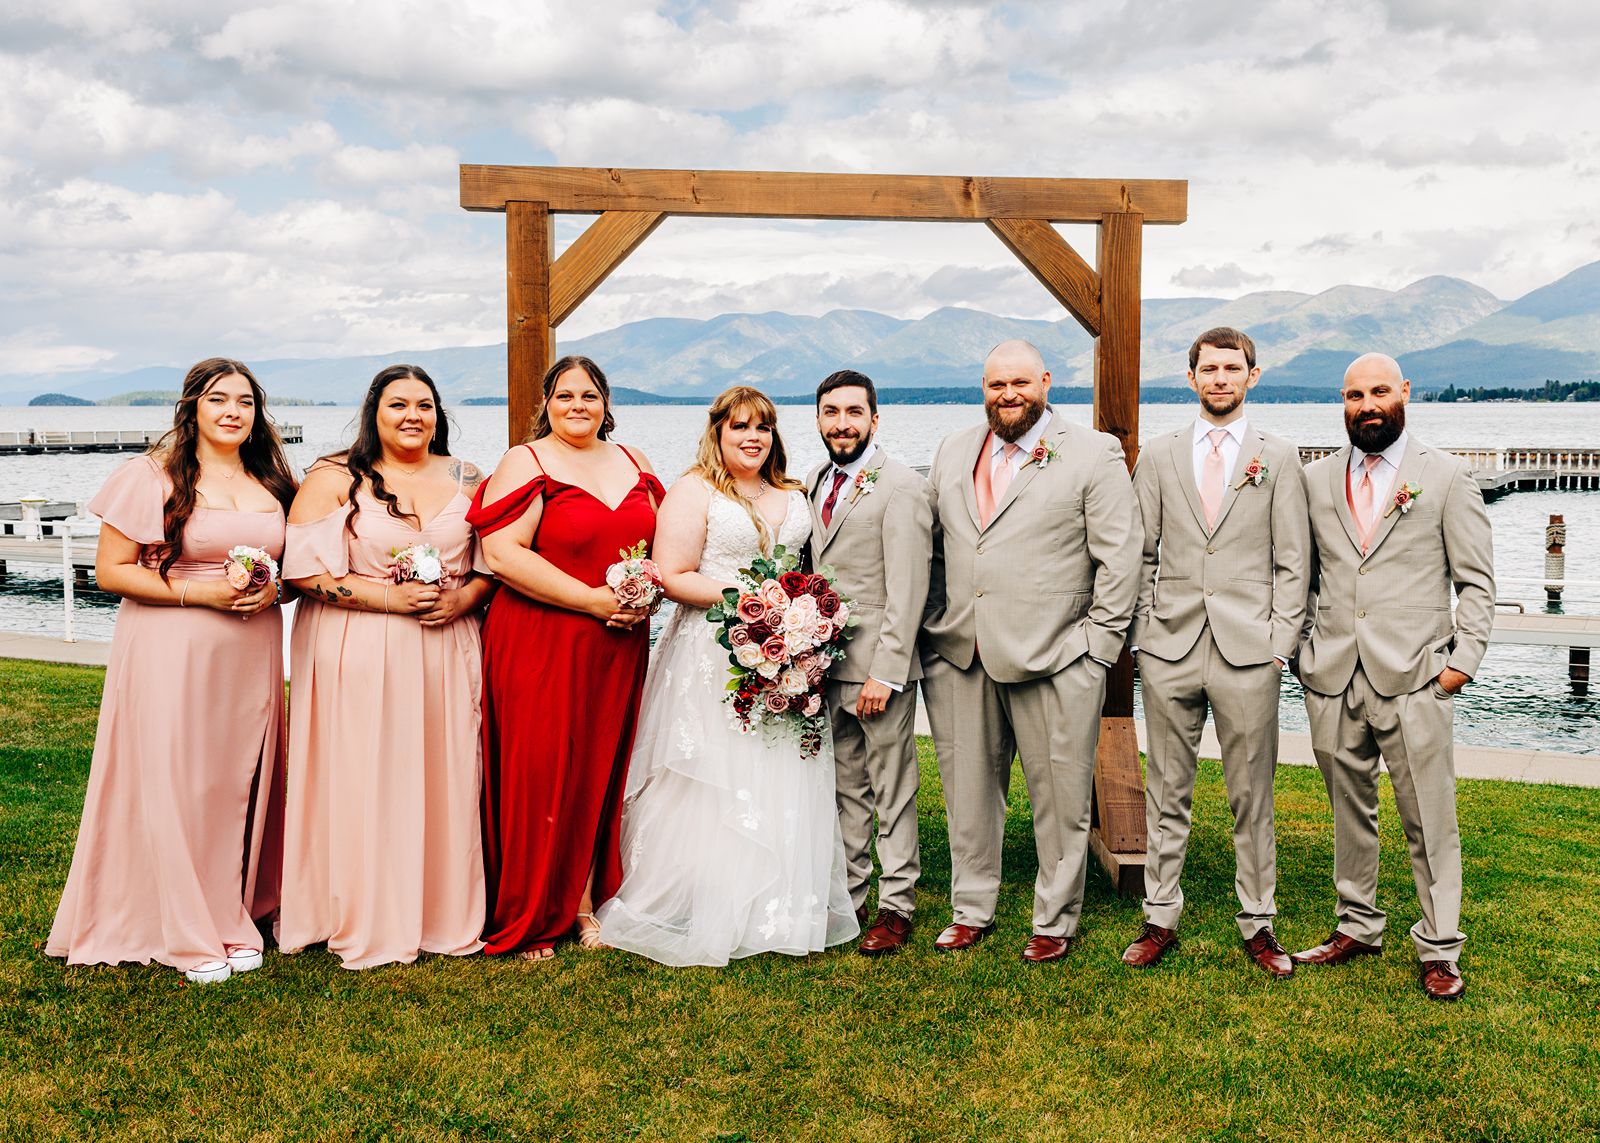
[282,503,354,579]
[465,475,548,538]
[87,456,168,544]
[641,472,667,504]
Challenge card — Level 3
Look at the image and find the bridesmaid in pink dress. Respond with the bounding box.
[279,364,495,969]
[47,358,298,985]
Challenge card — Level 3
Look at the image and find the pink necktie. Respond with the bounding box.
[1200,429,1227,529]
[820,468,849,528]
[1354,454,1381,551]
[991,442,1021,507]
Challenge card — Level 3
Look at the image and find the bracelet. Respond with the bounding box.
[179,580,190,607]
[383,585,390,614]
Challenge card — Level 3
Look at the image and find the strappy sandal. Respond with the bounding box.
[575,912,610,951]
[516,946,556,963]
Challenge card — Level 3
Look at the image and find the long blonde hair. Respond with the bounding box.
[691,386,804,554]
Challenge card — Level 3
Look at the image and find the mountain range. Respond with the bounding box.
[5,259,1598,405]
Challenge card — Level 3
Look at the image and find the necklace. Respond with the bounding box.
[386,458,425,477]
[736,478,771,502]
[210,462,243,481]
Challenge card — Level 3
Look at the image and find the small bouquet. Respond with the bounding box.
[224,544,279,592]
[706,544,857,757]
[606,539,665,612]
[389,543,444,584]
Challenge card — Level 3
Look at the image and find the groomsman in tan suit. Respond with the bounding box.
[922,340,1142,963]
[1122,327,1309,978]
[1293,352,1494,1001]
[807,370,933,957]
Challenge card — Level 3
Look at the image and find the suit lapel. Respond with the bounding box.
[1208,425,1264,535]
[1167,429,1209,533]
[959,426,986,531]
[817,451,884,556]
[1362,438,1428,558]
[1326,446,1363,553]
[986,419,1067,531]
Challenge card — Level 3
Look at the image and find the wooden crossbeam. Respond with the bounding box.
[550,210,667,327]
[462,166,1187,225]
[987,218,1102,336]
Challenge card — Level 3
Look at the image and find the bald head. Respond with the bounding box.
[984,339,1047,382]
[1341,351,1409,453]
[1343,352,1403,389]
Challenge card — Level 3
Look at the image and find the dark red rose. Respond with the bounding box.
[806,574,829,597]
[816,592,840,617]
[747,622,773,644]
[780,571,809,598]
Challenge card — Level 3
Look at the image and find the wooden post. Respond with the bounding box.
[506,201,553,446]
[1089,209,1147,894]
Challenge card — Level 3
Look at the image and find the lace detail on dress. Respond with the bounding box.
[698,485,812,582]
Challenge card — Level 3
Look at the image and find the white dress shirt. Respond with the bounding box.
[1192,415,1248,492]
[1349,430,1409,512]
[816,441,900,693]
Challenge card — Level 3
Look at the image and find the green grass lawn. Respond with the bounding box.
[2,659,1598,1142]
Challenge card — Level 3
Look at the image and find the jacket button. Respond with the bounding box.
[1357,610,1366,618]
[1206,547,1216,555]
[976,589,985,598]
[977,544,985,555]
[1359,566,1368,575]
[1205,589,1214,597]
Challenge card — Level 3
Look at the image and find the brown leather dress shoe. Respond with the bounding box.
[933,922,994,952]
[1242,929,1295,979]
[1292,931,1382,966]
[1121,923,1178,967]
[1420,960,1466,1001]
[857,909,912,957]
[1021,934,1073,963]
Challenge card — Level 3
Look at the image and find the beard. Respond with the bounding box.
[1346,402,1406,454]
[986,395,1047,443]
[1200,388,1245,418]
[823,428,872,466]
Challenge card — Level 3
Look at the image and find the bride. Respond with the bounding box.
[596,386,860,966]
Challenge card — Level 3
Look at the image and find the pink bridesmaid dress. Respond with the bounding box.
[277,477,487,969]
[47,456,288,973]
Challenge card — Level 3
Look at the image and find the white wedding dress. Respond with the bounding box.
[595,481,860,966]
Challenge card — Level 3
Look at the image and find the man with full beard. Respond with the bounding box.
[1122,327,1309,978]
[1292,352,1494,1001]
[921,340,1141,962]
[806,370,932,956]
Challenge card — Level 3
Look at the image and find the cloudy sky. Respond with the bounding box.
[3,0,1597,380]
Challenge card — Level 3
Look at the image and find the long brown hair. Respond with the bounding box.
[690,386,804,554]
[148,358,298,581]
[526,355,616,443]
[317,364,453,538]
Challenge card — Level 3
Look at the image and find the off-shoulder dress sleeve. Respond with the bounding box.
[87,456,168,544]
[641,472,666,503]
[282,503,354,579]
[466,474,548,538]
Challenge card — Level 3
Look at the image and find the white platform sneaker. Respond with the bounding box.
[184,960,231,985]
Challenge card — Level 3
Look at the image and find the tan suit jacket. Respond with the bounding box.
[807,451,933,686]
[1299,436,1495,698]
[924,416,1142,683]
[1130,425,1310,666]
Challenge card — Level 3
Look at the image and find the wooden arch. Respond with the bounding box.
[461,164,1188,891]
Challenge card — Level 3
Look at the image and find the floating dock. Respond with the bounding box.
[0,425,302,454]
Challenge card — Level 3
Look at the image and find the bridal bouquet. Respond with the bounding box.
[706,544,856,757]
[606,539,665,611]
[224,545,279,591]
[388,543,444,584]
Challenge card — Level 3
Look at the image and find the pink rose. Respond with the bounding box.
[1245,460,1263,476]
[614,577,649,608]
[763,603,787,628]
[1395,488,1412,506]
[761,636,788,663]
[759,580,789,610]
[736,594,766,623]
[802,693,823,717]
[225,561,251,591]
[728,624,754,648]
[1031,444,1049,464]
[640,558,662,583]
[810,618,834,644]
[763,691,791,714]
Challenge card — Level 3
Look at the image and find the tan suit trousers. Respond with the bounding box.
[1304,664,1465,961]
[1137,630,1281,938]
[827,680,922,917]
[921,652,1106,937]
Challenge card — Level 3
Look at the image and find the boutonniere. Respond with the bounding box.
[1385,483,1423,517]
[1027,441,1061,469]
[848,467,880,503]
[1232,456,1269,490]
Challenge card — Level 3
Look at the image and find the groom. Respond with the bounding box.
[807,370,933,957]
[922,340,1142,962]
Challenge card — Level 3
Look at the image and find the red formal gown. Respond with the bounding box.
[467,444,663,955]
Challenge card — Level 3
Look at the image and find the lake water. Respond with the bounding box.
[3,401,1597,754]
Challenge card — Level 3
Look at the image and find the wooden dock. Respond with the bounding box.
[1301,445,1600,498]
[0,425,302,454]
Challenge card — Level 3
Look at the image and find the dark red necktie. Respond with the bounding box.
[820,469,849,527]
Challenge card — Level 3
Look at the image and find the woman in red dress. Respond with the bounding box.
[468,355,663,960]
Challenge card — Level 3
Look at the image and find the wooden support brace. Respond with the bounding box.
[986,218,1102,336]
[549,210,667,328]
[506,201,554,446]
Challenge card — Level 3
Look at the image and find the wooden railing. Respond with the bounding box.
[1299,446,1600,474]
